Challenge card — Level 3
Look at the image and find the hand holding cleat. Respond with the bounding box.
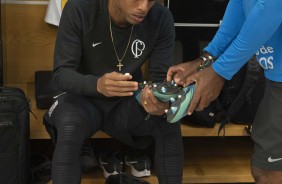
[135,80,195,123]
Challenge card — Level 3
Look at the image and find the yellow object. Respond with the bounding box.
[61,0,68,10]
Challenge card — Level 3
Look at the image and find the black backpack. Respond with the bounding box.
[183,55,265,134]
[0,87,31,184]
[217,55,265,135]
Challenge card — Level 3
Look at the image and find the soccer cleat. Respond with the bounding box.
[150,80,182,102]
[99,151,124,179]
[125,154,151,177]
[166,83,195,123]
[135,80,182,103]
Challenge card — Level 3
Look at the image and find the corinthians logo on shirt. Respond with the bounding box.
[131,39,145,58]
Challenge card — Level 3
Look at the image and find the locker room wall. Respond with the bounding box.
[3,0,57,87]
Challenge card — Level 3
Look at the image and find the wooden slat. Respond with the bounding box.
[182,137,254,183]
[181,121,251,137]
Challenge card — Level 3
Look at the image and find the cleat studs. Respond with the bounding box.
[171,106,178,113]
[161,87,166,93]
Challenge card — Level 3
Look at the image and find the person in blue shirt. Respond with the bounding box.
[167,0,282,183]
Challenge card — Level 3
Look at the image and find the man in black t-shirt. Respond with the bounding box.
[44,0,183,183]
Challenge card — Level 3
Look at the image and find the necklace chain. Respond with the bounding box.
[109,15,134,71]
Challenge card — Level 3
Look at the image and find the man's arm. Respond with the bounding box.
[187,0,282,114]
[167,0,245,84]
[210,0,282,80]
[205,0,245,58]
[52,0,103,97]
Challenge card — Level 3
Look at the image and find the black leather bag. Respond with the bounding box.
[183,99,221,128]
[0,87,30,184]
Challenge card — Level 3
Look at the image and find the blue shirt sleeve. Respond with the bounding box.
[204,0,282,80]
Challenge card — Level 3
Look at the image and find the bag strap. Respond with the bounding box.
[218,56,262,136]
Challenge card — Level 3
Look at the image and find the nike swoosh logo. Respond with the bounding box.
[92,42,102,47]
[268,157,282,163]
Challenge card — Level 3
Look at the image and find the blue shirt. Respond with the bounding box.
[204,0,282,82]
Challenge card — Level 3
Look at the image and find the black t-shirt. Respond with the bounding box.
[53,0,175,98]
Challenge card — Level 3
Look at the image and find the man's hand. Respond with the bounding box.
[97,72,138,97]
[185,66,225,115]
[166,60,199,85]
[141,85,169,116]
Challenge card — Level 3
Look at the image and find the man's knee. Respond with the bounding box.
[252,166,282,184]
[57,114,92,140]
[252,166,268,183]
[45,106,93,145]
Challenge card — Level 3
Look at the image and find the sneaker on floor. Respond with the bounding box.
[125,154,151,177]
[30,152,52,184]
[81,139,99,173]
[99,151,124,178]
[105,173,150,184]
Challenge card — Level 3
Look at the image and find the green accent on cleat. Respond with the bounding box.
[166,83,195,123]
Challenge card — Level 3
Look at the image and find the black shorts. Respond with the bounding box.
[251,79,282,170]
